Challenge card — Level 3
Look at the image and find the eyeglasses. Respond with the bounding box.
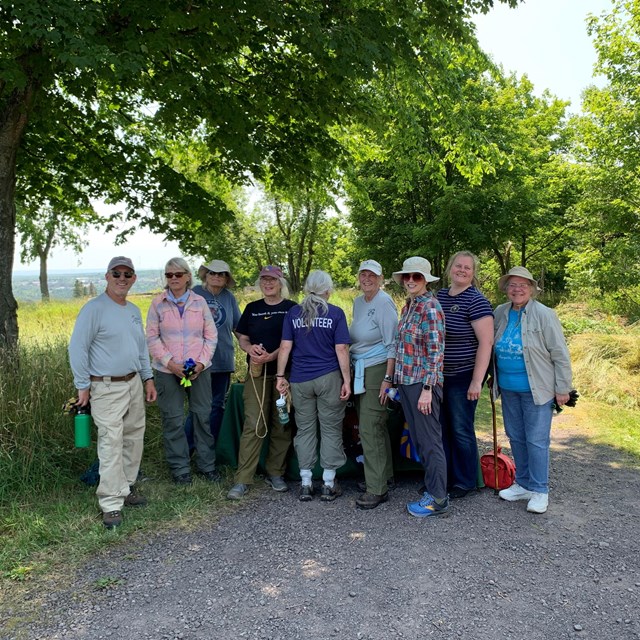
[207,270,227,277]
[110,270,134,279]
[402,273,424,282]
[165,272,187,279]
[507,283,530,290]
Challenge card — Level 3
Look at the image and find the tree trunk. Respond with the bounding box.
[0,85,37,349]
[38,251,50,302]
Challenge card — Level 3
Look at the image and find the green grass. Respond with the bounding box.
[1,291,639,603]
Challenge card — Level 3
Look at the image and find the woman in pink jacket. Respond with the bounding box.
[147,258,218,485]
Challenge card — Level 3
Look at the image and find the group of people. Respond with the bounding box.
[68,251,572,529]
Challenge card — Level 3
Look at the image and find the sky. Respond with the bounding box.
[14,0,614,273]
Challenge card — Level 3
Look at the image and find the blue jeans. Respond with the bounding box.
[500,389,553,494]
[441,371,479,491]
[185,371,231,448]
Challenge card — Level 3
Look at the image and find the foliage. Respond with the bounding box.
[567,0,640,292]
[345,58,577,282]
[0,0,521,348]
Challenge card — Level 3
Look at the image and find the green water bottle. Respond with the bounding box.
[74,407,91,448]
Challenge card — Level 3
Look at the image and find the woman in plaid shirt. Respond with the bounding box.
[388,256,449,518]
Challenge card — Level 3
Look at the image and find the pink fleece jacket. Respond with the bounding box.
[146,290,217,373]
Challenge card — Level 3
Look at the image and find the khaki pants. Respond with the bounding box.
[291,370,347,472]
[356,362,393,495]
[91,375,146,513]
[234,374,292,484]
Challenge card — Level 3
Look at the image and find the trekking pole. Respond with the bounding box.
[489,389,499,495]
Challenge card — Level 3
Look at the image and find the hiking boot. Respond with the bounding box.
[526,492,549,514]
[320,481,343,502]
[227,483,248,500]
[265,476,289,493]
[499,483,533,502]
[406,493,450,518]
[199,470,221,482]
[173,473,193,485]
[124,486,147,507]
[358,478,396,493]
[355,491,389,510]
[103,510,123,529]
[299,484,314,502]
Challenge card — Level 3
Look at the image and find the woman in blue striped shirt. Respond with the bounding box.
[436,251,494,499]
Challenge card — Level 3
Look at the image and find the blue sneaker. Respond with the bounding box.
[406,492,450,518]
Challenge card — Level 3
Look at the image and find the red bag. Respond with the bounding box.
[480,446,516,490]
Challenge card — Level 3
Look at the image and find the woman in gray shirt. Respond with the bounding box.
[349,260,398,509]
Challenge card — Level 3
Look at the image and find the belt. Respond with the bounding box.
[90,372,137,383]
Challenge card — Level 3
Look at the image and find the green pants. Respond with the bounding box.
[356,362,393,495]
[234,373,292,484]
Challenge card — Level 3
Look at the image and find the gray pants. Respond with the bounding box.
[399,383,447,500]
[155,369,216,477]
[291,370,347,471]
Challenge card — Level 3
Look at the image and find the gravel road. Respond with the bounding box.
[4,417,640,640]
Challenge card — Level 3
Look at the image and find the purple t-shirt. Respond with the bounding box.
[281,303,351,383]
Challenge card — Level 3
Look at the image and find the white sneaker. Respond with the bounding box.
[527,492,549,514]
[499,483,533,502]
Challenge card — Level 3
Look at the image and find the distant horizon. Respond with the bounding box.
[13,267,164,277]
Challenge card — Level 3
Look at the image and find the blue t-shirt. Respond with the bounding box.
[495,309,530,392]
[437,286,493,376]
[192,285,241,372]
[281,303,351,383]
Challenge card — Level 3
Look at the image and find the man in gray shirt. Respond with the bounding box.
[69,256,157,529]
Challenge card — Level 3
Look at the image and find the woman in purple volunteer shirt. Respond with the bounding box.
[275,271,351,503]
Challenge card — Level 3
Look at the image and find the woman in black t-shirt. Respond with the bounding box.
[226,266,296,500]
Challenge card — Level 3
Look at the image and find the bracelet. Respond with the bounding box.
[143,377,154,383]
[276,374,285,378]
[383,375,393,382]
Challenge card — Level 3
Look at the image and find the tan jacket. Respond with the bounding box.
[494,299,572,405]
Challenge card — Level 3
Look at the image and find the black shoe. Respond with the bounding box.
[355,492,389,510]
[174,473,193,485]
[358,478,396,493]
[299,484,314,502]
[199,470,221,482]
[320,481,343,502]
[449,486,472,500]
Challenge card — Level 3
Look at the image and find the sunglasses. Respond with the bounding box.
[165,272,187,279]
[110,270,134,279]
[207,270,227,277]
[402,273,424,282]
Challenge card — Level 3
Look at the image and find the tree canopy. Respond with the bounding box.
[1,0,519,348]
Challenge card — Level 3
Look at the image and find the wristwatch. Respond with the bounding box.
[383,375,393,383]
[422,384,432,391]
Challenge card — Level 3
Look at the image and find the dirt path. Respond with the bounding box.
[4,414,640,640]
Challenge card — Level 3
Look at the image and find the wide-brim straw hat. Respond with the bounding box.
[392,256,439,286]
[197,259,236,288]
[498,266,541,292]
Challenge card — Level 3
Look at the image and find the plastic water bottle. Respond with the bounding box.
[276,394,289,425]
[74,407,91,448]
[385,387,400,402]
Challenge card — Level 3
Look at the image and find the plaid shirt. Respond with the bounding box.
[392,291,445,387]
